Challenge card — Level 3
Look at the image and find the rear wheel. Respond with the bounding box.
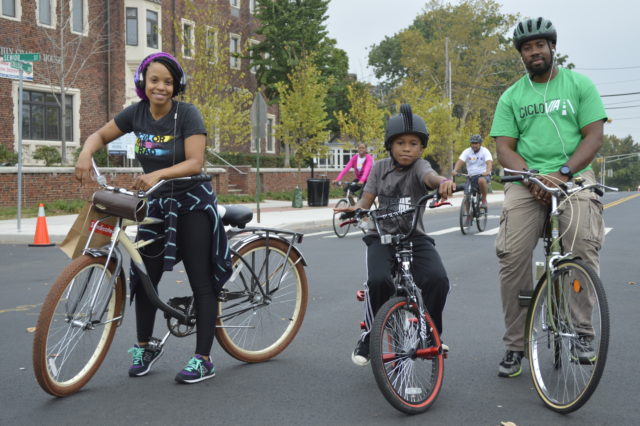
[217,238,308,362]
[459,195,473,235]
[526,259,609,413]
[370,297,444,414]
[333,199,351,238]
[33,255,124,397]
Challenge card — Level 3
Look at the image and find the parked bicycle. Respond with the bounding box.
[352,185,462,414]
[33,164,308,397]
[501,168,616,413]
[332,181,376,238]
[458,173,488,235]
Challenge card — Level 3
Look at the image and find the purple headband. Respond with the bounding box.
[134,52,184,100]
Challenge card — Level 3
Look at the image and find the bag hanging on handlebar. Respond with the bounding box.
[59,202,118,259]
[92,190,148,222]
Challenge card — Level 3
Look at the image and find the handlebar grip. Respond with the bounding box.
[190,174,212,182]
[593,187,604,197]
[500,175,524,183]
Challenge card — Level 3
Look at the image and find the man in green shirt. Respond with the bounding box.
[490,17,607,378]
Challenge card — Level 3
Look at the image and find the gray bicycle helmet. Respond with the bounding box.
[470,134,483,144]
[384,104,429,151]
[513,17,557,51]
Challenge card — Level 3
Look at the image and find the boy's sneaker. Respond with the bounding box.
[175,355,215,384]
[498,350,524,378]
[572,334,597,364]
[351,337,370,366]
[128,344,163,377]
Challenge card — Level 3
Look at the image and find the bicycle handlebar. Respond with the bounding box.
[500,168,618,196]
[91,158,212,198]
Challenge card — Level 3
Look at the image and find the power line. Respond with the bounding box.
[610,117,640,121]
[606,105,640,110]
[575,65,640,71]
[601,91,640,97]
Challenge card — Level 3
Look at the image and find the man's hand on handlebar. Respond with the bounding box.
[438,179,457,199]
[529,172,569,205]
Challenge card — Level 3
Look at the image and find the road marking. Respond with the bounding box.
[604,193,640,209]
[477,227,500,235]
[305,230,335,237]
[605,227,612,235]
[323,231,364,239]
[429,227,459,235]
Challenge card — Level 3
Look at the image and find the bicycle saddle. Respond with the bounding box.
[218,205,253,228]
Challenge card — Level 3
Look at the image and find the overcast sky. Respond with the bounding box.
[325,0,640,143]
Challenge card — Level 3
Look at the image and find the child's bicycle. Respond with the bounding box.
[332,181,376,238]
[32,163,308,397]
[458,173,488,235]
[352,185,463,414]
[501,168,617,413]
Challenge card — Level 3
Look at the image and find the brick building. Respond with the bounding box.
[0,0,277,165]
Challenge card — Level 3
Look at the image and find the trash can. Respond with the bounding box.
[307,178,329,206]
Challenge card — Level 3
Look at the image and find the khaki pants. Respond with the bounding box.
[495,170,604,351]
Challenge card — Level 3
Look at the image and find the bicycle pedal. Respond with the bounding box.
[356,290,365,301]
[360,321,367,330]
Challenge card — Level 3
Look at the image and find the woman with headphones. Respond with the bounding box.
[75,52,231,384]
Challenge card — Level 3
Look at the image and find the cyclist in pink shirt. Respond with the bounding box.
[333,143,374,191]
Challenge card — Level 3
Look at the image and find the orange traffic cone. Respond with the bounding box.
[29,203,55,247]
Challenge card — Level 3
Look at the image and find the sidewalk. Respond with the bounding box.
[0,192,504,244]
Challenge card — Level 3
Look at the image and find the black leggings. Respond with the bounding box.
[135,210,220,356]
[364,234,450,334]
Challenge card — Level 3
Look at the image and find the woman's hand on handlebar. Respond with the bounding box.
[74,151,94,185]
[133,171,163,191]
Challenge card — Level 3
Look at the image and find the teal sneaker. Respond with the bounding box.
[128,344,163,377]
[175,355,216,384]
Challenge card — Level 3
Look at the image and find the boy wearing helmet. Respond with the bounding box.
[452,134,493,208]
[490,17,607,378]
[335,104,456,366]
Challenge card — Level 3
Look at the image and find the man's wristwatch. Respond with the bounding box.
[559,164,573,179]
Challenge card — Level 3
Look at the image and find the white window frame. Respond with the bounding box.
[146,8,159,48]
[230,0,240,10]
[249,0,256,14]
[249,38,259,74]
[1,0,22,21]
[181,18,195,58]
[229,33,241,70]
[125,7,138,46]
[266,114,275,153]
[36,0,56,29]
[205,25,218,64]
[70,0,88,36]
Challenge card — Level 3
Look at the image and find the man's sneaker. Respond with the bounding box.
[175,355,215,384]
[351,338,370,366]
[128,344,163,377]
[442,343,450,353]
[572,334,597,364]
[498,350,524,378]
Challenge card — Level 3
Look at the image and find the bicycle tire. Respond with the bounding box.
[459,195,473,235]
[475,195,487,232]
[33,255,124,397]
[216,238,308,362]
[333,199,351,238]
[525,258,609,413]
[370,297,444,414]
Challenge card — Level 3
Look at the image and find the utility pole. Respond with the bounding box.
[445,38,453,173]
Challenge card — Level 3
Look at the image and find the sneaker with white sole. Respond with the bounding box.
[128,344,163,377]
[498,350,524,378]
[175,355,216,384]
[351,337,370,366]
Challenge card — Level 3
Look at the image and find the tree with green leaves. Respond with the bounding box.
[250,0,349,132]
[334,82,385,154]
[174,0,253,155]
[595,134,640,189]
[275,57,331,172]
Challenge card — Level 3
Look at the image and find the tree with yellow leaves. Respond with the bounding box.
[334,82,385,155]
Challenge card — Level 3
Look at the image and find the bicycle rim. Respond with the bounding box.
[333,199,350,238]
[459,196,472,235]
[217,239,308,362]
[370,297,444,414]
[476,197,487,232]
[33,256,123,397]
[526,259,609,413]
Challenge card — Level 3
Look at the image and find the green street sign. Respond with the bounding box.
[3,53,41,62]
[10,61,32,73]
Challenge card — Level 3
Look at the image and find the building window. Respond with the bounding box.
[37,0,53,26]
[249,39,259,74]
[182,19,195,57]
[229,33,241,69]
[1,0,17,18]
[205,26,218,62]
[230,0,240,9]
[71,0,86,34]
[146,10,158,48]
[126,8,138,46]
[266,115,275,153]
[249,0,256,14]
[22,90,73,142]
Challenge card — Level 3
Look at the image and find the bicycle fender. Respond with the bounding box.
[230,234,308,267]
[83,248,127,327]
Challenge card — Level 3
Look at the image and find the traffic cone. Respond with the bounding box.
[29,203,55,247]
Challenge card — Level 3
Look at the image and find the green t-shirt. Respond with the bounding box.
[490,68,607,175]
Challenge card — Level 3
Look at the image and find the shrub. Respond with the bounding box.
[0,144,18,165]
[32,146,62,166]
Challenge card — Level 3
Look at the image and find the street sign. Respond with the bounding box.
[2,53,41,62]
[250,92,268,140]
[10,61,32,73]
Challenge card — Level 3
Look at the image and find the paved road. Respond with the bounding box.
[1,192,639,425]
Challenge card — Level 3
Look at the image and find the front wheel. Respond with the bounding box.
[333,199,351,238]
[475,195,487,232]
[459,195,473,235]
[525,259,609,413]
[216,238,308,362]
[33,255,124,397]
[370,297,445,414]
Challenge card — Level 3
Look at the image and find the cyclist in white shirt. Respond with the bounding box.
[452,134,493,207]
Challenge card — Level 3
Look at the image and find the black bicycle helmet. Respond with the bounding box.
[513,17,557,51]
[384,104,429,150]
[470,134,483,144]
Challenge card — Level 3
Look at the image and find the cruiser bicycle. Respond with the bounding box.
[33,163,308,397]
